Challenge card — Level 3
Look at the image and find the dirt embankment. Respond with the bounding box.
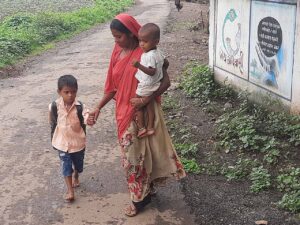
[161,2,300,225]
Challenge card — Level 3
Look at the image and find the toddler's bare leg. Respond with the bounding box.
[136,109,145,130]
[135,95,147,137]
[146,100,155,135]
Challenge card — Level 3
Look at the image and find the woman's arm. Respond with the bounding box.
[88,91,116,123]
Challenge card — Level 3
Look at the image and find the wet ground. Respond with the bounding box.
[0,1,196,224]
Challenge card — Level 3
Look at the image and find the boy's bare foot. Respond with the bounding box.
[64,192,75,203]
[72,179,80,188]
[72,172,80,188]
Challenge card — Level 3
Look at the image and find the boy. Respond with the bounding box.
[49,74,93,202]
[132,23,164,138]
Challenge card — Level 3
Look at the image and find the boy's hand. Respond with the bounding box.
[86,118,96,126]
[132,59,140,68]
[87,110,100,125]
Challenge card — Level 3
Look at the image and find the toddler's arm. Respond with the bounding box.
[132,59,156,76]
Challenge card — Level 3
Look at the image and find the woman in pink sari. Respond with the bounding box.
[90,13,186,217]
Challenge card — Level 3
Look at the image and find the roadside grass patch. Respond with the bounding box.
[0,0,133,69]
[164,62,300,213]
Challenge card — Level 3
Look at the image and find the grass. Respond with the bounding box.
[163,63,300,213]
[0,0,133,69]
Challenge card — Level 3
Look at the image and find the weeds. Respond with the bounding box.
[277,166,300,211]
[180,63,235,104]
[165,62,300,213]
[249,166,271,193]
[222,157,258,181]
[181,158,202,174]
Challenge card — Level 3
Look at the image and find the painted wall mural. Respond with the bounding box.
[249,1,296,99]
[215,0,250,78]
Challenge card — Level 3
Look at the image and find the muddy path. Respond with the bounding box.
[0,1,195,224]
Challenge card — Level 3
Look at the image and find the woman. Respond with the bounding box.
[175,0,183,11]
[89,13,186,217]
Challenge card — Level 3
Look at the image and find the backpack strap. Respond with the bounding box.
[50,101,58,140]
[76,101,86,134]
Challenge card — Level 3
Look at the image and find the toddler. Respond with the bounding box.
[133,23,164,138]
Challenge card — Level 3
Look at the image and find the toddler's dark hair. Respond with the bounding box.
[58,75,78,90]
[140,23,160,40]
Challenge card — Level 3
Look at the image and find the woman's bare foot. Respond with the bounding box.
[124,203,137,217]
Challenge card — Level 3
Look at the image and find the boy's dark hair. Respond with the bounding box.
[140,23,160,40]
[58,74,78,91]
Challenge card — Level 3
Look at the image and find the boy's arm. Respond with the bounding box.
[133,60,156,76]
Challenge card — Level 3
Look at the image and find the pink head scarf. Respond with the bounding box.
[115,13,141,37]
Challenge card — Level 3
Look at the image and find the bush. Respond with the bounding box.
[0,0,134,69]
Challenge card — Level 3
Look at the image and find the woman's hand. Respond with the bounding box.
[88,108,100,125]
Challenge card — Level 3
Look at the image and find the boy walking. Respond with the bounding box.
[49,74,92,202]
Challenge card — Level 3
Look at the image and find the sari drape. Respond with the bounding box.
[104,14,186,203]
[104,44,143,139]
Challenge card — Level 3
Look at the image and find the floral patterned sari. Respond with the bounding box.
[105,13,186,204]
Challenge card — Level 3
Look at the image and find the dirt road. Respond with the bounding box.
[0,1,195,224]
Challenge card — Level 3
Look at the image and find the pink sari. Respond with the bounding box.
[104,43,143,139]
[104,14,186,204]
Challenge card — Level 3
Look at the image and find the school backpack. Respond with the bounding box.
[50,101,86,140]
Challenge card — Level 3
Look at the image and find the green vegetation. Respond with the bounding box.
[181,158,202,174]
[277,167,300,212]
[180,62,235,104]
[0,0,133,69]
[163,63,300,213]
[249,166,271,193]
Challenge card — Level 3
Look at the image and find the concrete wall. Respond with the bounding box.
[209,0,299,113]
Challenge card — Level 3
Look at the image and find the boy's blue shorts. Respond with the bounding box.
[58,149,85,177]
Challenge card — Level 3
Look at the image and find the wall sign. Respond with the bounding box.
[215,0,250,78]
[249,1,296,99]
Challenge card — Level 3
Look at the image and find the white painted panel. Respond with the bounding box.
[215,0,250,78]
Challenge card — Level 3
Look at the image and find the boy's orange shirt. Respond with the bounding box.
[49,97,88,153]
